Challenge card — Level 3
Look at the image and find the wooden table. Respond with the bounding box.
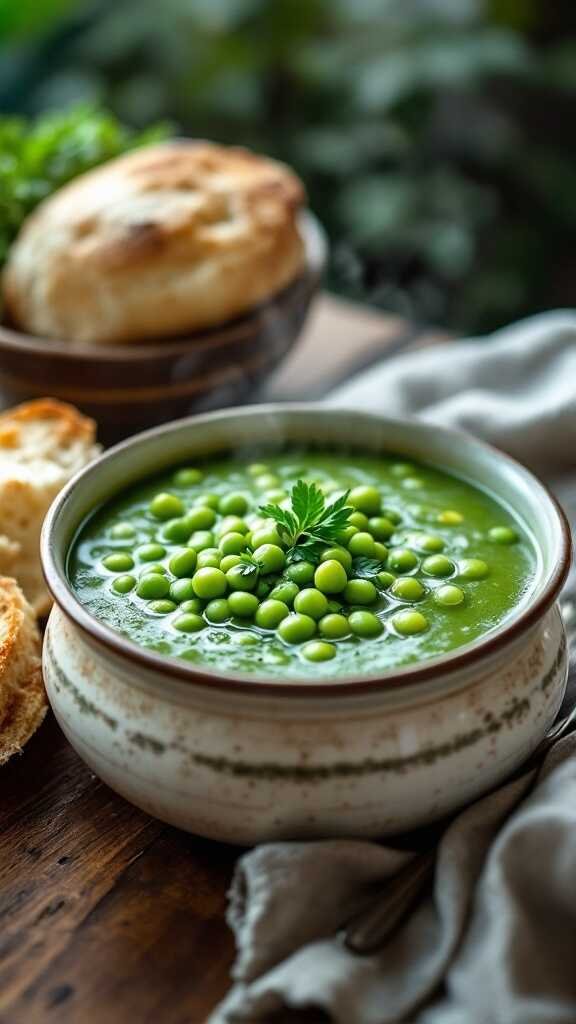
[0,296,444,1024]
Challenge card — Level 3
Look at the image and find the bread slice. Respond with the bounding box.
[0,576,46,764]
[0,399,100,616]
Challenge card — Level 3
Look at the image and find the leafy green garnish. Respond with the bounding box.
[238,554,260,577]
[259,480,352,563]
[352,557,387,580]
[0,105,171,265]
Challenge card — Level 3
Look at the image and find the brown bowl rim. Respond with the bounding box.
[40,405,573,699]
[0,210,325,362]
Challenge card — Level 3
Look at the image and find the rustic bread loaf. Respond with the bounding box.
[3,141,306,345]
[0,576,45,765]
[0,399,100,616]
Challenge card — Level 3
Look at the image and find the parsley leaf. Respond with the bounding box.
[351,557,387,580]
[259,480,352,563]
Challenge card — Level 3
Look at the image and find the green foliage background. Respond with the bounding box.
[2,0,576,333]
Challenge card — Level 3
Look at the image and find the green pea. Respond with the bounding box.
[402,477,424,490]
[220,554,242,572]
[277,613,317,644]
[226,564,258,592]
[139,564,166,576]
[137,543,166,562]
[173,613,205,633]
[285,561,316,586]
[263,489,287,505]
[337,525,358,544]
[255,599,290,629]
[196,548,221,569]
[301,641,336,662]
[367,517,393,541]
[349,485,381,515]
[373,542,388,560]
[376,571,395,590]
[219,532,247,556]
[411,533,445,553]
[162,517,192,543]
[102,552,134,573]
[136,574,171,600]
[348,532,377,558]
[489,526,518,544]
[194,492,219,509]
[112,574,136,594]
[250,525,283,548]
[148,599,177,615]
[233,632,259,646]
[269,581,299,606]
[253,543,285,574]
[387,548,418,573]
[391,610,428,635]
[348,511,370,531]
[458,558,489,580]
[320,546,353,572]
[318,613,349,639]
[389,462,414,478]
[344,579,377,605]
[434,584,465,607]
[293,588,329,620]
[219,492,249,516]
[169,578,197,604]
[216,515,248,537]
[228,591,259,618]
[248,462,269,477]
[189,530,215,552]
[149,492,185,521]
[390,577,426,602]
[168,548,197,577]
[205,598,230,623]
[382,506,402,524]
[314,559,348,594]
[186,506,217,531]
[109,522,136,540]
[437,509,463,526]
[255,473,281,490]
[179,598,204,614]
[422,555,453,577]
[348,610,383,638]
[192,567,227,599]
[173,467,203,487]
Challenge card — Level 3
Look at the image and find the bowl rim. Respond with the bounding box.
[41,404,572,698]
[0,210,326,362]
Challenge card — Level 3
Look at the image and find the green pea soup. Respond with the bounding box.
[67,449,537,680]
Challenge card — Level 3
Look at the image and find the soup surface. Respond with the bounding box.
[68,450,537,679]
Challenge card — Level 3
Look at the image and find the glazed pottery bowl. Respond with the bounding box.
[0,214,325,445]
[41,405,571,843]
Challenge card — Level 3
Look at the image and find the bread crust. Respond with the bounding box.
[3,141,307,345]
[0,576,46,764]
[0,399,100,616]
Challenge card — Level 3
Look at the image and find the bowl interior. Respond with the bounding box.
[41,405,571,694]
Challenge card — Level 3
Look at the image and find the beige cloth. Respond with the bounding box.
[211,311,576,1024]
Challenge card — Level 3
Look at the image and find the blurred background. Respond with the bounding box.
[2,0,576,336]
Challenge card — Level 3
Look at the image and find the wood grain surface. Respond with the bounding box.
[0,296,445,1024]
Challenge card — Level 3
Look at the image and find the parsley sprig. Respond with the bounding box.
[259,480,353,563]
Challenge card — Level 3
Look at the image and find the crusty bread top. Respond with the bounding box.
[3,141,307,345]
[0,575,45,765]
[0,398,100,484]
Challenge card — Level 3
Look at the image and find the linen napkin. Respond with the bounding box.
[210,310,576,1024]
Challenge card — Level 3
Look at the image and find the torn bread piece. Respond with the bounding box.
[0,399,100,616]
[0,576,46,764]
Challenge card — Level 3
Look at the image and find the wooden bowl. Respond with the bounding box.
[0,212,325,444]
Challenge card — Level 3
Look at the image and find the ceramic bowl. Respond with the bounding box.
[0,214,325,445]
[40,405,571,843]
